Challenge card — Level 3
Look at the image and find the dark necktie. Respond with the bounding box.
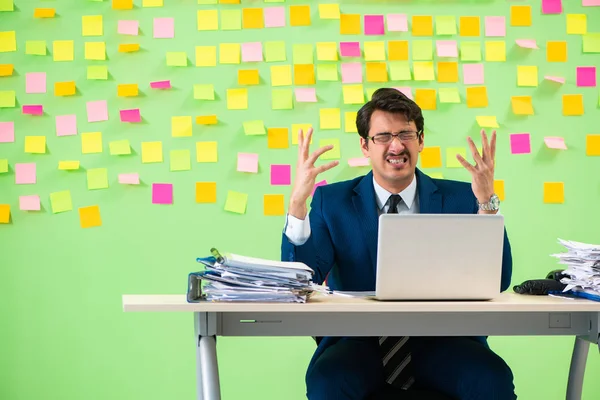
[379,194,414,389]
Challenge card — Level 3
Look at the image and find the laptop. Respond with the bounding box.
[374,214,505,301]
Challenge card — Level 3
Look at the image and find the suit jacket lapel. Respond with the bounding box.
[352,172,379,276]
[416,168,442,214]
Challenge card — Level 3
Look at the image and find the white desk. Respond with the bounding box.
[122,293,600,400]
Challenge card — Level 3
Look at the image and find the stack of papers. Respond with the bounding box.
[551,239,600,296]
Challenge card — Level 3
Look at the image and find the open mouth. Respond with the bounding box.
[386,155,409,166]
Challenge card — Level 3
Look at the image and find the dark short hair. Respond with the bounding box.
[356,88,424,140]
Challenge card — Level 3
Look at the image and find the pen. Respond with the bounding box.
[210,248,225,264]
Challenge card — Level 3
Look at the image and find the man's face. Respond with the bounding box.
[360,110,424,189]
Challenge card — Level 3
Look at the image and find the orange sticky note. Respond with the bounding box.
[34,8,55,18]
[547,41,567,62]
[562,94,584,116]
[294,64,315,85]
[112,0,133,10]
[268,128,289,149]
[196,115,217,125]
[511,5,531,27]
[0,204,10,223]
[264,194,285,216]
[238,69,259,85]
[420,146,442,168]
[586,135,600,156]
[437,62,458,83]
[290,5,311,26]
[459,16,480,36]
[118,84,138,97]
[415,89,436,110]
[412,16,433,36]
[494,180,505,201]
[466,86,488,108]
[388,41,409,61]
[511,96,534,115]
[543,182,564,204]
[79,205,102,228]
[196,182,217,203]
[366,62,387,82]
[340,14,361,34]
[0,64,14,77]
[55,81,76,96]
[119,44,140,53]
[242,8,264,29]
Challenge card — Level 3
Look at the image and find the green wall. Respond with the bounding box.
[2,0,600,399]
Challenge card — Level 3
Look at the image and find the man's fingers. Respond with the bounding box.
[467,137,483,166]
[307,144,335,166]
[490,130,497,165]
[456,154,476,174]
[481,129,490,161]
[297,128,304,161]
[315,160,340,175]
[302,127,314,160]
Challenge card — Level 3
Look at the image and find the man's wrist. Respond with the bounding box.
[288,198,307,220]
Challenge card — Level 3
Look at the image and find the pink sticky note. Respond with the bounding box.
[485,16,506,37]
[152,183,173,204]
[270,164,291,185]
[119,173,140,184]
[542,0,563,14]
[0,121,15,143]
[348,157,370,167]
[23,105,43,115]
[26,72,46,94]
[15,163,36,184]
[394,87,413,100]
[583,0,600,5]
[341,62,363,83]
[510,133,531,154]
[295,88,317,103]
[340,42,361,57]
[237,153,259,173]
[265,6,285,28]
[56,115,77,136]
[154,18,174,39]
[436,40,458,57]
[516,39,539,49]
[386,14,408,32]
[364,15,385,35]
[463,64,484,85]
[544,75,566,84]
[120,109,141,122]
[19,195,41,211]
[544,137,567,150]
[87,100,108,122]
[118,20,139,36]
[241,42,263,62]
[312,180,327,197]
[576,66,596,87]
[150,80,171,89]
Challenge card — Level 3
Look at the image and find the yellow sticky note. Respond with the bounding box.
[511,96,534,115]
[0,204,10,223]
[55,81,76,96]
[25,136,46,154]
[319,4,340,19]
[476,116,499,128]
[459,16,480,37]
[420,146,442,168]
[119,44,139,53]
[196,142,218,162]
[196,182,217,203]
[446,148,467,168]
[412,16,433,36]
[170,150,191,171]
[220,43,241,64]
[414,61,435,81]
[343,112,357,133]
[224,191,248,214]
[543,182,564,204]
[388,41,409,61]
[320,108,341,130]
[79,206,102,228]
[547,41,567,62]
[466,86,488,108]
[195,46,216,67]
[366,62,388,82]
[112,0,133,10]
[118,84,138,97]
[562,94,584,116]
[59,161,80,170]
[264,194,285,216]
[143,0,163,6]
[517,66,538,87]
[221,9,242,30]
[172,116,193,137]
[437,62,458,83]
[364,41,386,61]
[26,40,46,55]
[141,141,163,163]
[319,139,341,160]
[53,40,74,61]
[85,42,105,60]
[0,64,13,76]
[0,31,16,53]
[242,8,263,29]
[494,180,505,201]
[343,84,365,104]
[586,135,600,156]
[511,5,531,27]
[34,8,55,18]
[340,14,361,34]
[271,65,292,86]
[567,14,586,35]
[227,88,248,110]
[485,41,506,62]
[238,69,259,85]
[81,132,103,154]
[294,64,315,85]
[167,52,187,66]
[415,89,436,110]
[194,84,214,100]
[268,128,289,149]
[291,124,313,144]
[198,10,219,30]
[290,5,311,26]
[82,15,103,36]
[317,42,338,61]
[196,115,217,125]
[109,140,131,155]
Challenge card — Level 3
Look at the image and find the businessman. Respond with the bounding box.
[281,88,515,400]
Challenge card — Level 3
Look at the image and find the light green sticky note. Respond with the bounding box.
[0,91,16,108]
[583,33,600,53]
[243,120,266,135]
[87,168,109,190]
[26,41,46,55]
[194,84,214,100]
[365,87,378,99]
[272,89,293,110]
[439,88,461,103]
[0,0,14,11]
[166,52,187,66]
[109,140,131,155]
[429,172,444,179]
[319,139,341,160]
[221,9,241,30]
[197,0,217,3]
[264,0,285,2]
[389,61,411,81]
[446,147,466,168]
[436,16,457,35]
[460,42,481,61]
[293,44,313,64]
[412,40,433,61]
[170,149,191,171]
[265,41,286,62]
[317,64,339,81]
[0,159,7,173]
[224,191,248,214]
[50,191,72,213]
[87,65,108,80]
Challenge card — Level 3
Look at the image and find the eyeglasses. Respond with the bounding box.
[368,131,422,145]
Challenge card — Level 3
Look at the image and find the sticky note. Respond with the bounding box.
[0,64,13,76]
[466,86,488,108]
[340,42,361,57]
[113,0,133,10]
[224,191,248,214]
[81,132,102,154]
[263,194,284,216]
[272,89,293,110]
[545,75,565,84]
[412,40,433,60]
[88,66,108,80]
[542,0,562,14]
[196,182,217,203]
[511,5,531,26]
[197,10,218,30]
[120,109,141,123]
[562,94,584,116]
[194,84,214,100]
[460,16,480,37]
[319,4,340,19]
[414,61,435,81]
[316,42,338,61]
[586,135,600,155]
[364,41,386,61]
[26,72,46,94]
[341,63,362,83]
[221,9,242,30]
[58,161,80,170]
[517,66,538,87]
[196,115,217,125]
[387,14,407,32]
[319,139,341,160]
[439,88,460,103]
[343,84,365,104]
[150,80,171,89]
[237,153,259,173]
[172,116,192,137]
[265,41,286,62]
[435,16,456,35]
[460,42,481,61]
[85,42,105,60]
[320,108,341,130]
[26,41,46,55]
[340,14,361,34]
[511,96,534,115]
[87,168,109,190]
[485,16,505,37]
[544,182,564,204]
[510,133,531,154]
[82,15,103,36]
[118,173,139,185]
[0,159,7,173]
[19,195,41,211]
[292,44,313,64]
[567,14,586,35]
[476,116,499,128]
[294,64,316,85]
[25,136,46,154]
[50,191,72,213]
[317,64,338,81]
[242,8,263,29]
[516,39,538,49]
[267,127,289,148]
[152,183,173,205]
[415,89,436,110]
[437,62,458,83]
[292,124,314,143]
[196,142,218,162]
[15,163,36,184]
[364,15,384,35]
[55,81,76,96]
[170,150,191,171]
[142,141,163,163]
[547,41,567,62]
[290,5,311,26]
[348,158,370,167]
[296,88,317,102]
[227,89,248,110]
[1,0,14,11]
[577,67,596,87]
[583,33,600,53]
[0,121,14,143]
[109,140,131,155]
[243,120,266,136]
[0,31,16,53]
[485,41,506,62]
[270,164,291,185]
[195,46,216,66]
[436,40,458,58]
[389,61,411,81]
[545,137,567,150]
[583,0,600,5]
[420,147,442,168]
[22,105,43,116]
[387,41,408,61]
[119,43,139,54]
[412,15,433,36]
[118,20,139,35]
[446,148,467,168]
[366,63,387,82]
[220,43,241,64]
[241,42,262,62]
[86,100,108,122]
[0,204,9,223]
[492,180,505,201]
[463,64,484,85]
[78,206,102,228]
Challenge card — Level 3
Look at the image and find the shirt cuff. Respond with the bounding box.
[284,213,311,246]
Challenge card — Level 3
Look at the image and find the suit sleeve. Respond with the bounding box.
[280,187,336,285]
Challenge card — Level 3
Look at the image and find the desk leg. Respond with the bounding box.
[194,312,221,400]
[566,337,589,400]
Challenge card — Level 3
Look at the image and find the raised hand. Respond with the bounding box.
[456,129,496,204]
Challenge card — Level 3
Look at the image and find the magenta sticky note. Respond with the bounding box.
[463,63,484,85]
[510,133,531,154]
[386,14,408,32]
[154,18,174,39]
[542,0,562,14]
[22,105,43,115]
[270,164,291,185]
[485,16,506,37]
[120,109,141,122]
[118,20,139,36]
[576,66,596,87]
[544,75,566,84]
[436,40,458,57]
[237,153,259,173]
[15,163,36,184]
[87,100,108,122]
[311,180,327,197]
[55,115,77,136]
[544,137,567,150]
[264,6,285,28]
[19,195,41,211]
[341,62,362,83]
[295,88,317,103]
[340,42,361,57]
[0,121,14,143]
[583,0,600,5]
[152,183,173,204]
[119,173,140,184]
[348,157,370,167]
[516,39,538,49]
[394,87,413,100]
[150,80,171,89]
[26,72,46,94]
[241,42,263,62]
[364,15,385,35]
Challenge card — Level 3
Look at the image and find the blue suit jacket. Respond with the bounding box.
[280,169,513,365]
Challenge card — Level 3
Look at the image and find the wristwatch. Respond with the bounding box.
[478,193,500,211]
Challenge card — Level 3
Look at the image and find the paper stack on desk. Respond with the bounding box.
[551,239,600,298]
[187,248,322,303]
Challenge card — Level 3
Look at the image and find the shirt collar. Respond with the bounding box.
[372,174,418,211]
